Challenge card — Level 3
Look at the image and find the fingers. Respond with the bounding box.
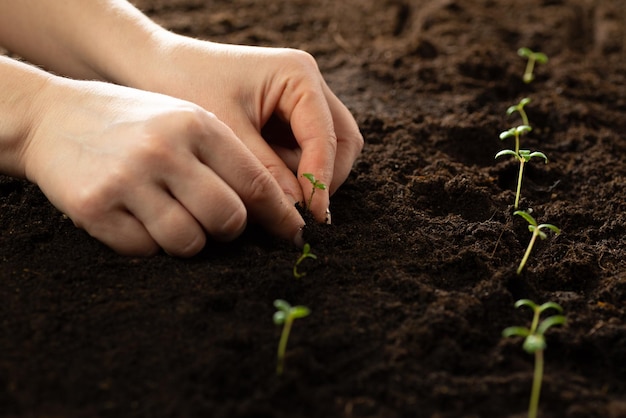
[273,53,363,222]
[66,167,213,258]
[279,78,336,220]
[135,113,304,254]
[74,161,249,258]
[57,174,162,257]
[81,210,160,257]
[127,165,249,257]
[265,88,363,197]
[227,113,304,206]
[269,144,301,173]
[322,83,364,194]
[65,108,303,257]
[191,113,305,246]
[163,156,249,242]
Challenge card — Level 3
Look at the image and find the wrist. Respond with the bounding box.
[0,56,53,178]
[121,30,196,92]
[93,23,171,88]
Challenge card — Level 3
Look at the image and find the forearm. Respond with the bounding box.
[0,0,165,84]
[0,55,51,178]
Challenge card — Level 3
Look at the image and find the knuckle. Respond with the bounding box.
[178,105,220,137]
[263,161,287,185]
[132,107,211,168]
[283,48,318,68]
[245,168,277,206]
[68,191,102,224]
[130,132,177,169]
[178,105,215,132]
[69,176,123,224]
[275,48,320,77]
[214,206,247,241]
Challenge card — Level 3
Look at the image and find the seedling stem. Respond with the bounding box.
[273,299,310,375]
[496,139,547,209]
[507,98,531,128]
[499,124,530,155]
[293,243,317,278]
[302,173,327,209]
[514,210,560,274]
[518,47,548,84]
[503,299,566,418]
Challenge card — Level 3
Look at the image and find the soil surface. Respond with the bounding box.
[1,0,626,417]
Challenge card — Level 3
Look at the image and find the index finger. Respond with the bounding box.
[283,80,363,224]
[272,67,337,221]
[321,83,364,194]
[290,90,337,222]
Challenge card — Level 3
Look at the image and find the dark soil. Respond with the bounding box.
[2,0,626,417]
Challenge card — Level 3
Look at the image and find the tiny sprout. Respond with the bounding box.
[499,124,531,154]
[496,141,547,209]
[503,299,566,418]
[302,173,327,209]
[273,299,311,375]
[293,243,317,278]
[518,47,548,84]
[514,210,560,274]
[507,97,531,128]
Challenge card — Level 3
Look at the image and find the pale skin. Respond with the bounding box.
[0,0,363,257]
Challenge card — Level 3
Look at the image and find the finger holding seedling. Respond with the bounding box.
[301,172,330,224]
[514,210,560,274]
[273,299,311,375]
[518,47,549,84]
[503,299,566,418]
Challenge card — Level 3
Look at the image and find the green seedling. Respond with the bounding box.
[293,243,317,278]
[302,173,327,209]
[507,97,531,128]
[518,47,548,84]
[273,299,311,375]
[514,210,560,274]
[499,124,531,155]
[496,136,547,209]
[503,299,566,418]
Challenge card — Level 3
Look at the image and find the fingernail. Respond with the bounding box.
[293,226,305,248]
[325,208,332,225]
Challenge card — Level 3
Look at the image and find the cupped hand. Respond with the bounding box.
[22,77,305,256]
[133,36,364,222]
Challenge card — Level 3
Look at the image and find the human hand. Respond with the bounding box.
[22,77,305,257]
[131,36,363,222]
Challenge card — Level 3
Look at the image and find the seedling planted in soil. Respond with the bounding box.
[518,47,548,84]
[293,243,317,278]
[507,97,531,128]
[302,173,327,209]
[514,210,560,274]
[496,129,547,209]
[273,299,311,375]
[503,299,566,418]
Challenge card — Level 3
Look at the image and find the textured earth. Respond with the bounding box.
[1,0,626,417]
